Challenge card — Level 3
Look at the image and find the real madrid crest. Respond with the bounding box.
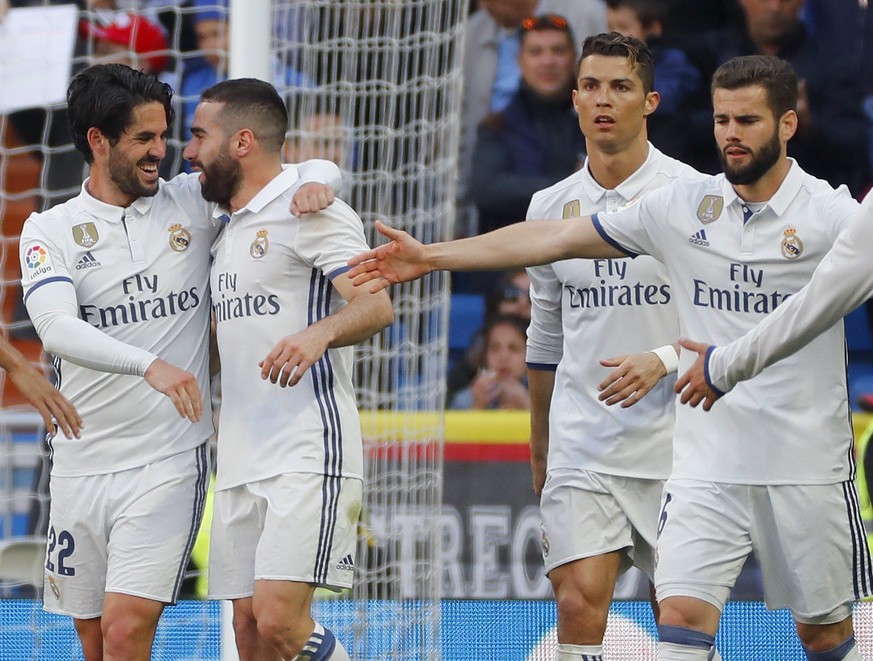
[72,222,99,248]
[168,224,192,252]
[781,227,803,259]
[250,229,269,259]
[696,195,724,224]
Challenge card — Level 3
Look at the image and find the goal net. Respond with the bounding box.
[0,1,466,658]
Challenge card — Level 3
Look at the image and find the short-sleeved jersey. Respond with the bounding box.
[19,174,217,476]
[593,160,858,485]
[210,167,365,490]
[526,144,702,479]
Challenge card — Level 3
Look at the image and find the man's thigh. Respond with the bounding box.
[654,479,752,610]
[210,474,363,598]
[44,444,209,617]
[541,470,663,580]
[752,481,870,621]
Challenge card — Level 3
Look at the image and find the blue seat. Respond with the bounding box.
[448,293,485,359]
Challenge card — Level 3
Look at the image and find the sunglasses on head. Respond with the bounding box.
[521,14,570,32]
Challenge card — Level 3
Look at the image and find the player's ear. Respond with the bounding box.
[235,128,255,156]
[644,90,660,117]
[87,127,107,157]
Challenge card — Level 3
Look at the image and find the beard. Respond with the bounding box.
[196,148,242,208]
[718,128,782,186]
[108,147,159,199]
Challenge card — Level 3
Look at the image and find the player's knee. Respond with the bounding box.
[231,608,259,645]
[797,619,855,654]
[101,612,151,657]
[554,588,609,638]
[255,611,297,653]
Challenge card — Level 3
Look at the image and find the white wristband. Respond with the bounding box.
[650,344,680,375]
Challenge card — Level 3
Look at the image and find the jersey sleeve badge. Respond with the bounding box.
[22,241,55,281]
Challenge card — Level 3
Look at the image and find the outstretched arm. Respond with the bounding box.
[0,337,81,438]
[348,216,624,292]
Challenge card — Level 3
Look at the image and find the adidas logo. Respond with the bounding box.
[335,554,355,572]
[75,251,101,270]
[688,229,709,247]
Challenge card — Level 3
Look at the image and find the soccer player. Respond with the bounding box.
[19,64,339,661]
[349,55,868,661]
[525,33,701,661]
[673,190,873,409]
[183,78,393,661]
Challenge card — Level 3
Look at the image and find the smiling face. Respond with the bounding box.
[103,101,167,204]
[713,84,788,186]
[573,54,657,155]
[183,100,242,208]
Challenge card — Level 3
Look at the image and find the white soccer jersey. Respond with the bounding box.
[708,191,873,393]
[20,174,216,476]
[594,160,859,485]
[210,167,365,490]
[526,144,702,479]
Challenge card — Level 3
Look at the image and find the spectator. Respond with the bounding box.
[693,0,871,193]
[458,0,607,236]
[179,0,314,143]
[449,314,531,410]
[447,269,531,404]
[471,14,585,236]
[79,11,170,76]
[605,0,710,164]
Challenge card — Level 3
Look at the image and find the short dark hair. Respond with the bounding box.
[578,31,655,95]
[199,78,289,152]
[519,14,577,51]
[605,0,667,32]
[711,55,798,119]
[67,64,173,164]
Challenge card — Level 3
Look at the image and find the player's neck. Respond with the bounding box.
[732,157,792,203]
[86,167,137,208]
[228,159,284,212]
[586,138,649,191]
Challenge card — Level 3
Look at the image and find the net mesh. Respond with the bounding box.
[0,1,467,658]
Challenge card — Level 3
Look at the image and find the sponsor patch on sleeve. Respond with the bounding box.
[21,241,56,282]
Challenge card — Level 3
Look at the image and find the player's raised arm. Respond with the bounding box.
[348,215,623,292]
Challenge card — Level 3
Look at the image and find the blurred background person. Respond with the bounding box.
[449,314,531,411]
[471,14,585,237]
[605,0,710,165]
[458,0,608,237]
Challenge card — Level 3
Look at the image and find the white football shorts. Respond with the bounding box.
[42,443,210,618]
[655,478,873,623]
[208,472,363,598]
[539,468,665,580]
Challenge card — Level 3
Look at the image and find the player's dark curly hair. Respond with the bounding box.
[712,55,798,119]
[67,64,173,164]
[578,31,655,95]
[199,78,289,152]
